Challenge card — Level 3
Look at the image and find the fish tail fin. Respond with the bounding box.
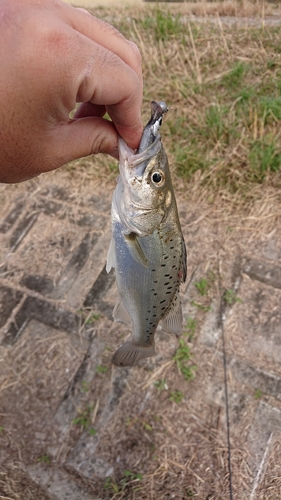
[112,340,155,367]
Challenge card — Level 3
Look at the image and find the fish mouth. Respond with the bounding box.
[124,101,168,177]
[137,101,168,154]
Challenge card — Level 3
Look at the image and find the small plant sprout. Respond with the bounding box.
[85,312,100,325]
[154,378,169,391]
[96,364,108,374]
[173,339,196,381]
[72,404,97,436]
[191,300,211,312]
[81,380,89,393]
[120,470,143,488]
[224,289,242,305]
[254,389,262,399]
[194,277,209,296]
[184,318,197,340]
[37,455,51,465]
[169,390,184,403]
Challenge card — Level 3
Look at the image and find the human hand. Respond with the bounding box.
[0,0,143,183]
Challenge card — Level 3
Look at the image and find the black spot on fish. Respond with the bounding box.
[154,293,157,296]
[164,274,170,277]
[161,264,166,267]
[161,306,166,311]
[164,282,170,285]
[164,256,169,260]
[154,281,158,283]
[160,299,166,304]
[153,314,157,317]
[167,286,173,290]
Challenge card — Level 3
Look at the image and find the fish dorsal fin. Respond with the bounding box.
[161,292,183,335]
[113,298,131,325]
[106,237,115,273]
[124,232,149,268]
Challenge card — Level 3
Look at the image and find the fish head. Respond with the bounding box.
[117,136,174,236]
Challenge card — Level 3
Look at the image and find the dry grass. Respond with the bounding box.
[65,1,281,225]
[1,3,281,500]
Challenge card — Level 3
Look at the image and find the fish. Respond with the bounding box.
[106,101,187,367]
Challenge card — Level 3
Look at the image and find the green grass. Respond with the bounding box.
[104,470,143,494]
[223,289,242,305]
[140,8,182,42]
[72,405,97,436]
[173,339,196,381]
[184,318,197,340]
[154,378,168,391]
[194,277,209,296]
[169,390,184,403]
[68,6,281,207]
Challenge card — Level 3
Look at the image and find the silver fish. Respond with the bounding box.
[106,101,187,367]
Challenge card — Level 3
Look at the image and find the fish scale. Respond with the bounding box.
[107,101,187,367]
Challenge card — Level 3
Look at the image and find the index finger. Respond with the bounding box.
[62,3,143,148]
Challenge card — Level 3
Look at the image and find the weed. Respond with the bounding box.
[249,139,281,180]
[173,339,196,381]
[184,318,197,340]
[0,426,4,433]
[104,470,143,493]
[169,390,184,403]
[222,62,248,92]
[104,477,119,493]
[194,277,209,296]
[141,8,182,42]
[191,300,212,312]
[72,404,97,436]
[96,364,108,374]
[154,378,169,391]
[224,289,242,305]
[254,389,263,399]
[142,421,153,431]
[37,455,51,465]
[81,380,89,393]
[120,470,143,487]
[85,313,100,325]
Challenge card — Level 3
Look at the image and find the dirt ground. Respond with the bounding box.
[1,2,281,499]
[0,160,281,499]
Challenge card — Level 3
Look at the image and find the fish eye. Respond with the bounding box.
[151,171,164,185]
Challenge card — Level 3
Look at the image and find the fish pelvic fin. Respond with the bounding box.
[112,340,155,367]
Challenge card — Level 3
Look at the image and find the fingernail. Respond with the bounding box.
[109,147,119,160]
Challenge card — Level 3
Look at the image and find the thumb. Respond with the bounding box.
[48,117,119,169]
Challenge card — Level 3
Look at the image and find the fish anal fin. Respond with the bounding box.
[113,299,131,325]
[161,292,183,336]
[106,237,115,273]
[112,340,155,367]
[124,232,149,268]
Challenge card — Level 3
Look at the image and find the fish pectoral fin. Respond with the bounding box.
[106,237,115,273]
[161,292,183,336]
[124,232,149,268]
[112,340,155,367]
[113,298,131,325]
